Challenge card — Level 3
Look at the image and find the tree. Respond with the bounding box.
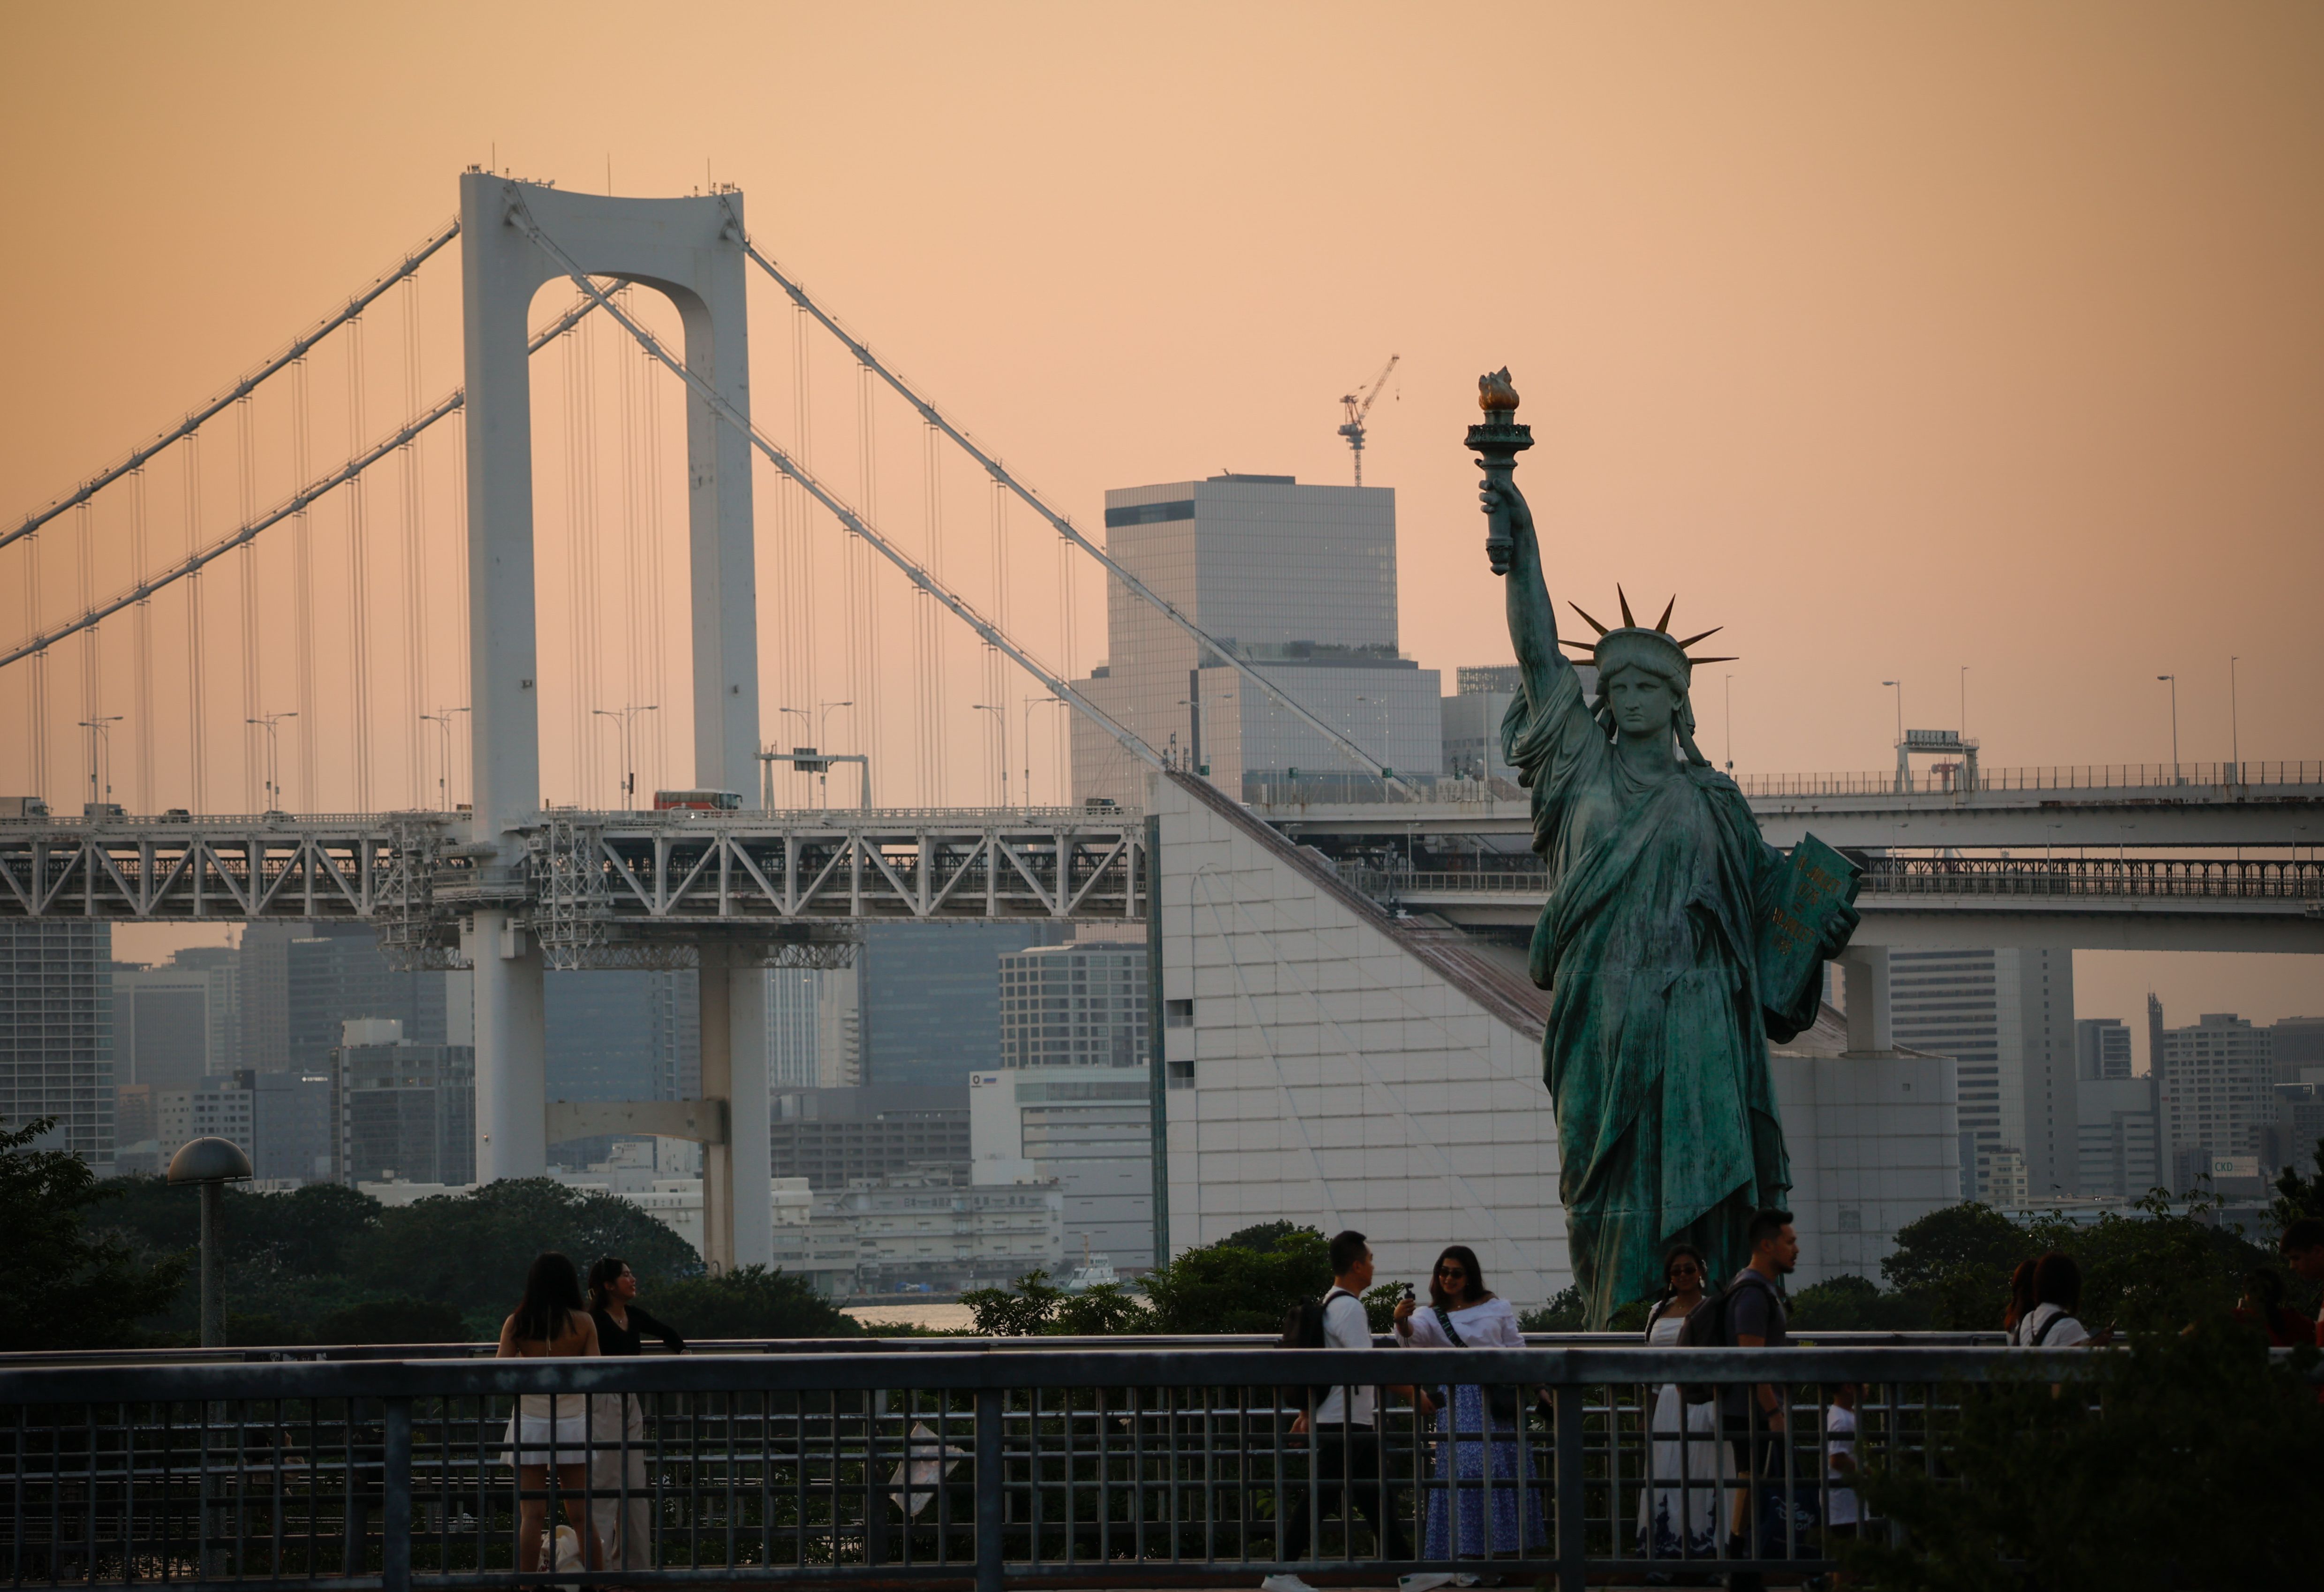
[1519,1287,1586,1332]
[1787,1273,1933,1332]
[0,1118,186,1350]
[312,1297,469,1345]
[353,1178,703,1317]
[2272,1136,2324,1230]
[962,1270,1065,1335]
[649,1266,860,1339]
[1881,1201,2034,1329]
[1139,1228,1332,1334]
[1052,1282,1155,1335]
[1848,1319,2324,1591]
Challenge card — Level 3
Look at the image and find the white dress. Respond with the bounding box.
[1635,1307,1727,1559]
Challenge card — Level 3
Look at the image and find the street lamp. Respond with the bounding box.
[1024,694,1068,806]
[1724,674,1734,772]
[167,1136,252,1347]
[76,715,122,812]
[249,712,297,811]
[2229,657,2241,784]
[1881,682,1902,793]
[416,707,463,811]
[2157,675,2179,781]
[973,704,1009,806]
[592,704,658,808]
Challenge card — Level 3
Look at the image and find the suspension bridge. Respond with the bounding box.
[6,172,2321,1273]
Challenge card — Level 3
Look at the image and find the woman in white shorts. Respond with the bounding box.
[498,1252,604,1577]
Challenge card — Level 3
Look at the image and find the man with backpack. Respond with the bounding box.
[1264,1230,1421,1592]
[1715,1208,1798,1592]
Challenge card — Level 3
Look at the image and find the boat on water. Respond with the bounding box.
[1061,1249,1118,1293]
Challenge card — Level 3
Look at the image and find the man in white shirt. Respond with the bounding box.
[1265,1231,1418,1591]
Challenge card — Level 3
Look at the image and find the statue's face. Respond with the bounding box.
[1604,668,1679,738]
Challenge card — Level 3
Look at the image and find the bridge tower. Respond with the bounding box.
[458,173,768,1271]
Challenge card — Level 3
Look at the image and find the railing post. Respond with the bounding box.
[1554,1382,1586,1592]
[380,1397,412,1592]
[975,1388,1004,1592]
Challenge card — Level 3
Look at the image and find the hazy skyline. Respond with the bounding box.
[5,3,2319,1037]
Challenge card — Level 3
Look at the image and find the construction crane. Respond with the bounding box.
[1336,354,1400,485]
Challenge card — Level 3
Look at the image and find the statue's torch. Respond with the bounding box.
[1467,367,1533,575]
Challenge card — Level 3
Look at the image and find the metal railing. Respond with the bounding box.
[0,1343,2083,1591]
[1737,760,2324,797]
[1349,857,2324,904]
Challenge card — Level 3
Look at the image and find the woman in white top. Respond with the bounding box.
[1635,1245,1726,1564]
[497,1252,604,1577]
[1393,1245,1547,1559]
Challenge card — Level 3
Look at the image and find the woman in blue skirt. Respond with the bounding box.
[1393,1246,1549,1562]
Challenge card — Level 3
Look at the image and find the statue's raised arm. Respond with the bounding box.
[1463,367,1858,1330]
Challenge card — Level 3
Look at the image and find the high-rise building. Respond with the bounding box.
[997,943,1150,1069]
[242,923,447,1075]
[768,1084,969,1190]
[970,1066,1154,1266]
[2075,1017,2133,1081]
[2076,1075,2162,1199]
[2155,1008,2274,1189]
[857,923,1067,1089]
[115,947,242,1094]
[1071,474,1442,807]
[766,968,822,1090]
[333,1018,476,1187]
[2270,1016,2324,1085]
[544,970,698,1104]
[0,922,114,1164]
[1886,948,2077,1199]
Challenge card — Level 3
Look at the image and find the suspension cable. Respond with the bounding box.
[0,297,603,671]
[4,218,461,554]
[505,192,1164,773]
[727,205,1413,794]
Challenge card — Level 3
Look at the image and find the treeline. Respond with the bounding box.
[1,1118,855,1352]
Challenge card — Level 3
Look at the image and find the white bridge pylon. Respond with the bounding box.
[460,173,768,1268]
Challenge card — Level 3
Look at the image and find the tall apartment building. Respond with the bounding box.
[997,943,1150,1068]
[0,922,114,1164]
[1885,948,2076,1199]
[1071,475,1442,808]
[765,968,861,1090]
[242,923,448,1075]
[970,1066,1155,1267]
[2076,1075,2162,1199]
[115,947,242,1097]
[2155,1009,2274,1189]
[333,1018,477,1187]
[544,970,698,1105]
[768,1085,969,1189]
[2075,1017,2133,1081]
[858,923,1067,1089]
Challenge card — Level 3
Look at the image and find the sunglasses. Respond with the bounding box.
[1436,1266,1468,1277]
[1669,1263,1702,1276]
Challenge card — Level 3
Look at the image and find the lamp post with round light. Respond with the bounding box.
[168,1137,253,1347]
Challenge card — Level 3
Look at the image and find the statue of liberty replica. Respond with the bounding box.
[1469,369,1862,1326]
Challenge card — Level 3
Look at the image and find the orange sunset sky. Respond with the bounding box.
[2,3,2319,1051]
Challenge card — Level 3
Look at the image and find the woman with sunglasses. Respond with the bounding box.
[1636,1245,1724,1565]
[1392,1245,1546,1563]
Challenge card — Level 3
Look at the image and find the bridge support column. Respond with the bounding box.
[697,943,770,1274]
[1839,945,1892,1054]
[468,910,546,1182]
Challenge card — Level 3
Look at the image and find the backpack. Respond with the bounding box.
[1275,1287,1356,1415]
[1678,1271,1780,1406]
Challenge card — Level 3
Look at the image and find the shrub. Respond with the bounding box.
[649,1266,858,1340]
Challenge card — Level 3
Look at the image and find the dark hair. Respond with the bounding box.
[512,1252,585,1343]
[1328,1230,1370,1278]
[1746,1208,1795,1252]
[587,1256,631,1313]
[2003,1257,2039,1331]
[2281,1217,2324,1254]
[2029,1251,2082,1312]
[1428,1244,1490,1308]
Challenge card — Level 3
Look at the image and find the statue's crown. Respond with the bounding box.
[1561,587,1737,676]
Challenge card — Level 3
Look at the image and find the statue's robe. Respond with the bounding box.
[1502,655,1823,1326]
